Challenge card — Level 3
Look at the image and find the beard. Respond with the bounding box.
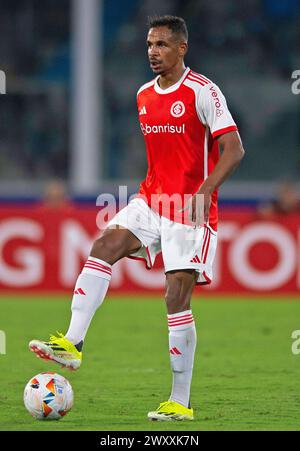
[152,68,164,75]
[150,60,164,74]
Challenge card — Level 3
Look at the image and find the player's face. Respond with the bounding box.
[147,27,187,75]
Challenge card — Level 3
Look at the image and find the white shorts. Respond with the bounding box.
[107,198,217,285]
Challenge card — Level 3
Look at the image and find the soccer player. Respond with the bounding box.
[29,15,245,421]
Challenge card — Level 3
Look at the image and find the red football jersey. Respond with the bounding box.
[136,67,237,231]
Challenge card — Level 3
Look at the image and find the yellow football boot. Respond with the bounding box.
[148,400,194,421]
[29,332,82,371]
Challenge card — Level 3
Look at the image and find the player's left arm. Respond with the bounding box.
[187,82,245,225]
[196,130,245,223]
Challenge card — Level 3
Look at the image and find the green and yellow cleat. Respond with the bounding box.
[29,332,82,371]
[148,401,194,421]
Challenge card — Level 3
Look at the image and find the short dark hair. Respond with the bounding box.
[147,15,188,42]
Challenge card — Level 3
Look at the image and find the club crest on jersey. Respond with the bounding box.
[170,101,185,118]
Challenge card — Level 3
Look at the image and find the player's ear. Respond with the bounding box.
[179,42,188,57]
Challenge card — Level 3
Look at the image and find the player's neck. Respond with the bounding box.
[158,64,186,90]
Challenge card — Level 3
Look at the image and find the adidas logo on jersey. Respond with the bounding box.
[139,106,147,115]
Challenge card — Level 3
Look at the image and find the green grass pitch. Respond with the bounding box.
[0,295,300,431]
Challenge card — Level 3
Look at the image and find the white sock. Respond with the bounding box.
[167,310,197,408]
[65,257,112,345]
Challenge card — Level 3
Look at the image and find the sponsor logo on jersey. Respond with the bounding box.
[140,123,186,135]
[170,101,185,118]
[209,86,223,112]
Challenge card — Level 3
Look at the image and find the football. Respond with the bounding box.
[24,372,73,420]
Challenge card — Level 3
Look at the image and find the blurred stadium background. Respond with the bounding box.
[1,0,300,432]
[0,0,299,295]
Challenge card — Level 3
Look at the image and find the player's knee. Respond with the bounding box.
[165,287,179,310]
[165,271,196,313]
[90,236,124,265]
[165,282,190,314]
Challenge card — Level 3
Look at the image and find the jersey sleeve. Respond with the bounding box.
[196,83,238,138]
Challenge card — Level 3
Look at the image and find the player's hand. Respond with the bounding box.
[179,187,212,227]
[197,185,212,224]
[179,194,203,227]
